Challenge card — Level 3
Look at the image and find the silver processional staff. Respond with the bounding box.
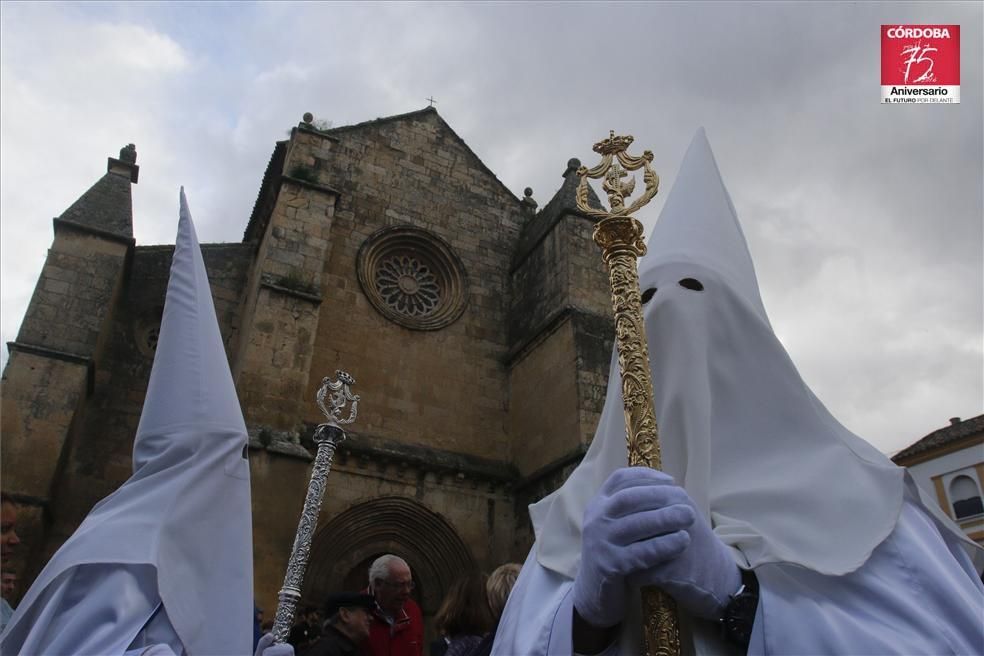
[271,370,359,643]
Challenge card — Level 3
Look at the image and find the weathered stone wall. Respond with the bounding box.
[572,312,616,446]
[234,163,337,431]
[505,191,614,555]
[1,220,133,584]
[245,448,313,619]
[509,318,581,477]
[508,210,613,469]
[563,216,617,332]
[505,312,613,557]
[0,350,89,572]
[509,224,570,348]
[15,233,129,359]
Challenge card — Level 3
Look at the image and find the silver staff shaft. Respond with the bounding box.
[271,424,345,643]
[271,370,359,644]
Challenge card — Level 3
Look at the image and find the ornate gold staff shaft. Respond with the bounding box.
[577,132,681,656]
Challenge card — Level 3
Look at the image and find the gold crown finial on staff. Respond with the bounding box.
[576,130,659,222]
[579,132,681,656]
[593,129,633,154]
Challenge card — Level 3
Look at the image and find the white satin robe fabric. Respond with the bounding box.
[494,488,984,656]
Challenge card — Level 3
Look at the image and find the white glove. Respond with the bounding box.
[254,633,295,656]
[572,467,741,628]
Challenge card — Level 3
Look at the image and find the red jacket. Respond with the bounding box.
[362,597,423,656]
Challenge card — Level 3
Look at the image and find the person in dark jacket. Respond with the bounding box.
[303,593,374,656]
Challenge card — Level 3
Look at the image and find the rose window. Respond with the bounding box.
[357,226,468,331]
[375,255,441,317]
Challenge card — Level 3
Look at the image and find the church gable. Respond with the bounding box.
[290,109,524,460]
[308,107,523,252]
[231,108,529,462]
[324,107,519,209]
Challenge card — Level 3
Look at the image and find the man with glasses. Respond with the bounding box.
[365,554,423,656]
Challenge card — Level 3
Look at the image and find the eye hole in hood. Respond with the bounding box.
[642,287,658,304]
[679,278,704,292]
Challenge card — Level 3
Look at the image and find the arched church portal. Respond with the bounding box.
[303,496,476,617]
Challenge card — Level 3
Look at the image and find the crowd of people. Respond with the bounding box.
[275,555,520,656]
[3,507,515,656]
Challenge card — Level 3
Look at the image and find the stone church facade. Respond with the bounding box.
[1,108,615,621]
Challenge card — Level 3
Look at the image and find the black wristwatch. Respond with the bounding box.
[720,568,759,650]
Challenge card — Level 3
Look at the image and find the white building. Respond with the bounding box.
[893,414,984,547]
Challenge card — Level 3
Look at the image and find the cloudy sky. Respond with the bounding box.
[1,2,980,455]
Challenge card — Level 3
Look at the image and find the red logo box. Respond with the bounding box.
[881,25,960,103]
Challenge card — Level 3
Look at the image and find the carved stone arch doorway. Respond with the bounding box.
[303,496,476,623]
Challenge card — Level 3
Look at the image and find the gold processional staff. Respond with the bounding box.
[576,131,681,656]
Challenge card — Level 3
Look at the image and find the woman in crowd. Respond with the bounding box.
[465,564,521,656]
[433,572,494,656]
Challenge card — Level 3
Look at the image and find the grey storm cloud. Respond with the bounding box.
[1,1,980,455]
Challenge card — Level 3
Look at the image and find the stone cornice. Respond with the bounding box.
[52,217,137,248]
[332,429,518,485]
[247,426,314,460]
[6,341,94,394]
[247,424,520,488]
[246,428,586,495]
[506,305,609,367]
[294,124,341,142]
[281,175,342,198]
[259,280,323,304]
[513,445,588,493]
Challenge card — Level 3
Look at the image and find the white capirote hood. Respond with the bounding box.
[531,129,907,579]
[2,189,253,655]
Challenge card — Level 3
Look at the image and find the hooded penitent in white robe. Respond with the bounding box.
[1,190,254,656]
[492,130,984,656]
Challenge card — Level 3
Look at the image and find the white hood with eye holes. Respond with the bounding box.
[530,128,908,582]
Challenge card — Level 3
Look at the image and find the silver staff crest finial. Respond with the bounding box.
[317,370,360,427]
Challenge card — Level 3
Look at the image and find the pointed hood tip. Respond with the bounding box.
[137,183,245,443]
[642,120,770,323]
[687,126,712,154]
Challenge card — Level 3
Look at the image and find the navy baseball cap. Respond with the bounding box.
[324,592,375,616]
